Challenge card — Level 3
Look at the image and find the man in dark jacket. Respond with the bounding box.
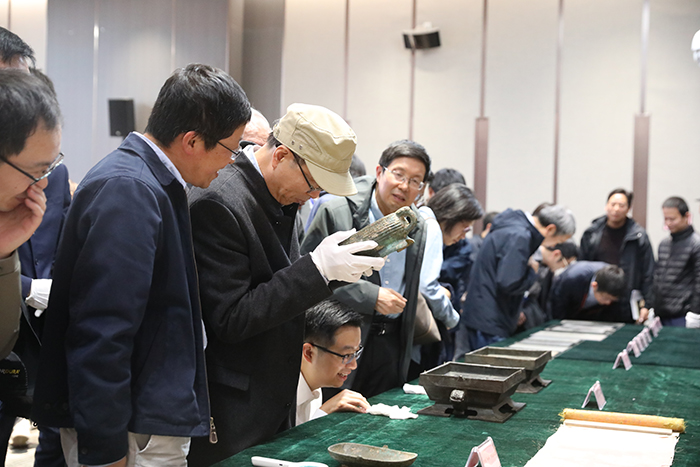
[462,205,575,349]
[187,104,383,466]
[651,196,700,326]
[548,262,626,320]
[302,140,430,399]
[33,64,251,467]
[580,188,655,323]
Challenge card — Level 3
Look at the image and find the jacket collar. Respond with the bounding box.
[233,149,295,217]
[119,133,179,188]
[671,225,694,241]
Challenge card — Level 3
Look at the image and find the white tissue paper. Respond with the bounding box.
[367,403,418,420]
[402,383,427,395]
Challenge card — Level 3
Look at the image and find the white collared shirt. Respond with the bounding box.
[296,373,326,426]
[134,132,187,189]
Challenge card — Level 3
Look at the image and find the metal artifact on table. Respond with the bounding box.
[418,362,526,423]
[462,347,552,394]
[327,443,417,467]
[339,206,417,257]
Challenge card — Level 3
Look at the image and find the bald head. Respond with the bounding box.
[242,108,271,146]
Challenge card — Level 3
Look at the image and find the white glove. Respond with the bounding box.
[310,230,386,283]
[26,278,52,316]
[686,312,700,329]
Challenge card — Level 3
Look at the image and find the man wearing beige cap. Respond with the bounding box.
[187,103,384,466]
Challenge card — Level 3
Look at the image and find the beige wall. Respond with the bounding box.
[281,0,700,251]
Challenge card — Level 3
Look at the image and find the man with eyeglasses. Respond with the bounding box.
[32,64,251,467]
[297,299,369,425]
[0,69,61,361]
[302,140,431,399]
[187,103,384,466]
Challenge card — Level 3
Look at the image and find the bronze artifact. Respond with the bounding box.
[462,347,553,394]
[339,206,417,257]
[328,443,417,467]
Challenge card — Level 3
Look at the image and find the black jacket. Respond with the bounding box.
[187,152,332,466]
[548,261,609,320]
[652,226,700,319]
[580,216,655,314]
[463,209,543,338]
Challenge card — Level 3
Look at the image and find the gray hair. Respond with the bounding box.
[536,204,576,236]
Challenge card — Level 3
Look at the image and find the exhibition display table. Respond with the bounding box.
[216,324,699,466]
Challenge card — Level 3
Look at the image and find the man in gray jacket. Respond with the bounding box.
[651,196,700,326]
[302,140,430,398]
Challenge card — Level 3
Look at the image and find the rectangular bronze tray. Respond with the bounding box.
[418,362,526,422]
[463,347,552,393]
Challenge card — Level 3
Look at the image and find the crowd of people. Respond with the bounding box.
[1,26,699,467]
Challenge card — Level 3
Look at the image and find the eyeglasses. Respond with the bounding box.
[294,156,323,194]
[310,343,363,364]
[1,152,64,185]
[218,141,243,161]
[381,166,425,191]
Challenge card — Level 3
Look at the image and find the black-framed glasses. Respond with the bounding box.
[310,343,363,364]
[294,156,323,194]
[381,166,425,191]
[1,152,64,185]
[218,141,243,161]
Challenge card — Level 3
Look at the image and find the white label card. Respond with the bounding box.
[465,437,502,467]
[634,335,647,351]
[582,380,607,410]
[613,349,632,370]
[650,322,660,337]
[641,328,652,345]
[627,340,641,358]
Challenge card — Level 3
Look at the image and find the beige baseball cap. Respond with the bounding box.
[273,103,358,196]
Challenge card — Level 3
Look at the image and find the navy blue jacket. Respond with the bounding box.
[548,261,608,320]
[32,134,209,466]
[462,209,543,337]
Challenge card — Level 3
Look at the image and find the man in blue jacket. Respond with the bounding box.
[33,64,252,467]
[462,205,576,350]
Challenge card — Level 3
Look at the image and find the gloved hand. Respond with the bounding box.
[26,278,52,316]
[310,230,386,283]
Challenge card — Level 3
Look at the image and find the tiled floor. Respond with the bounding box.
[5,424,38,467]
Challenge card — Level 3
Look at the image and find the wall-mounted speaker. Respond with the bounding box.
[108,99,135,138]
[403,22,440,50]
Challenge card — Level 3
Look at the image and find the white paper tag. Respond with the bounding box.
[634,335,647,351]
[465,437,502,467]
[649,321,660,337]
[641,328,652,345]
[654,316,663,331]
[613,349,632,370]
[582,380,606,410]
[627,340,641,358]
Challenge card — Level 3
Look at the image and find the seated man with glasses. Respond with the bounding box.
[297,299,369,425]
[302,140,431,399]
[187,103,384,466]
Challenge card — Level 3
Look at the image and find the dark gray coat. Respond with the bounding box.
[301,176,426,387]
[187,154,332,466]
[652,226,700,319]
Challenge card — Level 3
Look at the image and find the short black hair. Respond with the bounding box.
[595,265,626,298]
[550,241,578,261]
[428,183,484,232]
[662,196,689,216]
[0,27,35,67]
[378,140,431,182]
[304,299,362,348]
[145,64,251,150]
[607,188,633,207]
[430,168,465,194]
[0,69,61,160]
[483,211,499,230]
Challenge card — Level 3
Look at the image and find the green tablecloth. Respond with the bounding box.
[216,325,700,467]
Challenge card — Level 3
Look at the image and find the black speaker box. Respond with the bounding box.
[109,99,135,137]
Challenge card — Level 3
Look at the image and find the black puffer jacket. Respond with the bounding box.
[652,226,700,319]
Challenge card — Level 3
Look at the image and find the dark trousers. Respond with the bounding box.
[467,328,504,352]
[350,319,402,398]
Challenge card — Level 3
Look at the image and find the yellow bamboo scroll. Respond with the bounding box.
[560,408,686,433]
